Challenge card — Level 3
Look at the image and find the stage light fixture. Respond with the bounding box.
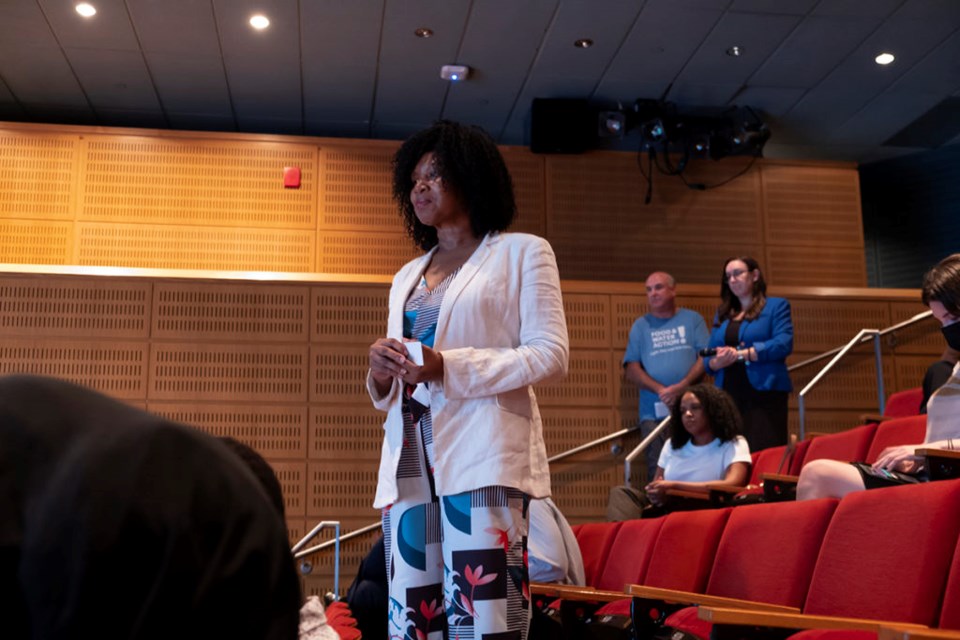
[598,111,627,138]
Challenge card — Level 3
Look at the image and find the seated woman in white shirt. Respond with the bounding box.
[644,383,752,514]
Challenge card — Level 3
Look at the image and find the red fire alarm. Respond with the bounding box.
[283,166,301,188]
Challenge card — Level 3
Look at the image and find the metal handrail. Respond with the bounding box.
[788,310,933,373]
[290,520,340,594]
[292,520,342,594]
[797,329,884,440]
[548,424,640,464]
[623,416,671,485]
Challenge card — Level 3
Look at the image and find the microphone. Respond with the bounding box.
[698,348,718,357]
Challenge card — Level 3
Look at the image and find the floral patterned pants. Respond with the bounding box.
[383,416,530,639]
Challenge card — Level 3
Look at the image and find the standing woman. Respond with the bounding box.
[367,120,569,639]
[703,256,793,452]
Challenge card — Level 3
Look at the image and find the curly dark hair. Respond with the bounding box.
[668,383,743,449]
[921,253,960,316]
[716,255,768,325]
[391,120,516,250]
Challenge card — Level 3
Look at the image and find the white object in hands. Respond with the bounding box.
[405,341,424,365]
[405,341,431,407]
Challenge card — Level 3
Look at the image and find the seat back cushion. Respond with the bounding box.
[595,517,665,592]
[750,446,787,484]
[788,438,812,476]
[801,423,878,467]
[884,387,924,418]
[936,531,960,630]
[707,498,839,607]
[804,479,960,624]
[643,508,731,592]
[864,415,927,464]
[575,521,623,587]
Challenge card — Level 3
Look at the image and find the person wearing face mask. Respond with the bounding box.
[797,253,960,500]
[702,256,793,453]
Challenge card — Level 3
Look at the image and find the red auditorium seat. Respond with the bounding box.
[788,437,812,475]
[861,387,924,424]
[864,415,928,464]
[697,479,960,635]
[739,486,960,640]
[580,508,733,636]
[535,508,730,638]
[575,521,623,587]
[802,423,878,467]
[592,517,665,593]
[541,518,665,637]
[651,497,839,640]
[884,388,924,417]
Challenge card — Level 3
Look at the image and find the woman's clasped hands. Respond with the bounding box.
[368,338,443,392]
[710,346,741,370]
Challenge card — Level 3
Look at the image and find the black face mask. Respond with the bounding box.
[943,321,960,352]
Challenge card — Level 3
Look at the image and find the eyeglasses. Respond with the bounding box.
[725,268,749,280]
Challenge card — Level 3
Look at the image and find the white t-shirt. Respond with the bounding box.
[657,435,751,482]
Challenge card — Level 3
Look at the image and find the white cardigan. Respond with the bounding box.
[366,232,569,508]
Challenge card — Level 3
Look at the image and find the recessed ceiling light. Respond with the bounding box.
[574,38,593,49]
[875,52,895,65]
[249,14,270,30]
[414,27,434,38]
[75,3,96,18]
[726,46,742,57]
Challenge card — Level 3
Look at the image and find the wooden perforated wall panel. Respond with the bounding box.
[0,270,939,595]
[0,122,863,286]
[503,149,546,237]
[76,223,316,272]
[0,131,78,220]
[80,136,317,228]
[317,144,397,230]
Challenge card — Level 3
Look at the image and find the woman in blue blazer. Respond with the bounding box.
[703,256,793,452]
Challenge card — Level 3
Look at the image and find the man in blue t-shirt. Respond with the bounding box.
[623,272,709,480]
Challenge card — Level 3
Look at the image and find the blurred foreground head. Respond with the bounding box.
[0,374,301,639]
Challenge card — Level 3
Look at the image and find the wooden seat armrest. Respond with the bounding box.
[697,606,930,633]
[704,482,748,495]
[665,487,711,500]
[536,585,628,603]
[860,413,890,424]
[879,626,960,640]
[529,582,594,599]
[759,473,799,483]
[916,448,960,460]
[627,585,799,613]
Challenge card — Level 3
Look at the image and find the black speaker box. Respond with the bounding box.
[530,98,592,154]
